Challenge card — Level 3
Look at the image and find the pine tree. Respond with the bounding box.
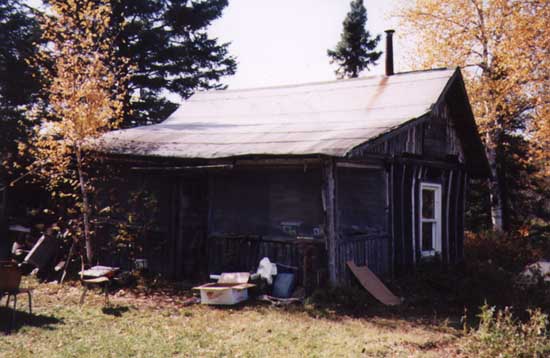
[109,0,237,127]
[0,0,40,168]
[327,0,381,79]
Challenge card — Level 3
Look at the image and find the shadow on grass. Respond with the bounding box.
[101,305,130,317]
[0,306,63,334]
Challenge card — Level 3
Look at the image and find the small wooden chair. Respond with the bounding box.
[80,276,111,306]
[79,266,118,306]
[0,261,32,332]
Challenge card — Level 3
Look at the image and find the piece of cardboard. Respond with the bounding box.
[217,272,250,284]
[193,282,255,291]
[347,261,401,306]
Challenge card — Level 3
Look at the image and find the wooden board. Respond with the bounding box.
[347,261,401,306]
[24,235,58,269]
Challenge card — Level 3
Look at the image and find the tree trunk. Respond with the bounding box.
[75,146,93,264]
[485,136,504,231]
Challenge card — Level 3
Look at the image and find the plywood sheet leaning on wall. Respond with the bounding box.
[347,261,401,306]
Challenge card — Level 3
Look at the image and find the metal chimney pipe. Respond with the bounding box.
[385,29,395,76]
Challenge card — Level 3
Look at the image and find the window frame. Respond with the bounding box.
[419,182,442,257]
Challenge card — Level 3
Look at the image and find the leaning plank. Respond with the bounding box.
[347,261,401,306]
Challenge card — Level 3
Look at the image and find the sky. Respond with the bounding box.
[209,0,404,90]
[26,0,409,94]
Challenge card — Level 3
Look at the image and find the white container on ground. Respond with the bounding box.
[193,272,255,305]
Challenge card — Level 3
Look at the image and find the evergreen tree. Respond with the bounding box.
[0,0,40,165]
[327,0,381,79]
[109,0,237,127]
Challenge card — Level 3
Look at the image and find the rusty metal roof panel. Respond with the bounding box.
[100,68,456,159]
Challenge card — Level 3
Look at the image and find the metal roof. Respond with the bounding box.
[100,68,457,159]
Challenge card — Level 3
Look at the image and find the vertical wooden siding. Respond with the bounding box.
[334,234,390,285]
[351,111,465,163]
[348,102,470,275]
[333,166,390,284]
[390,161,466,273]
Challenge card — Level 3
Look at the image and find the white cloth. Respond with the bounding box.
[256,257,278,285]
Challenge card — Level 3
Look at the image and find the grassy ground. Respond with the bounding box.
[0,278,465,358]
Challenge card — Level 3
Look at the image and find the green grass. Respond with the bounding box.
[0,278,463,357]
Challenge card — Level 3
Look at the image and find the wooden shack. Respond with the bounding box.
[99,66,489,287]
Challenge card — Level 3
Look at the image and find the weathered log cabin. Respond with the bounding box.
[99,37,489,287]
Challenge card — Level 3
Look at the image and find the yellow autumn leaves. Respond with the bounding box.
[398,0,549,173]
[29,0,130,189]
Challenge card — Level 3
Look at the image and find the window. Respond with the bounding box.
[420,183,442,256]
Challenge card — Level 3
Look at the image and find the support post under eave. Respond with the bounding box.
[323,158,338,286]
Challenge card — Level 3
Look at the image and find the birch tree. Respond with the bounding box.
[398,0,550,230]
[28,0,129,264]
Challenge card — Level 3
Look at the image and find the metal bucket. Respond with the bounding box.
[0,261,21,291]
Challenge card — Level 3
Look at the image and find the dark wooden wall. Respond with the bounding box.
[348,98,470,276]
[352,112,465,164]
[389,162,466,274]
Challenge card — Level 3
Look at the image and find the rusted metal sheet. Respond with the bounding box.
[100,69,456,159]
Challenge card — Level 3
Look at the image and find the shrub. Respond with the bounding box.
[464,230,543,273]
[461,230,550,312]
[462,304,550,358]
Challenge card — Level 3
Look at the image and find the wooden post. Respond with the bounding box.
[453,170,463,263]
[400,164,407,267]
[386,164,394,278]
[411,166,419,265]
[323,158,338,285]
[387,161,395,279]
[169,178,178,278]
[445,170,453,264]
[0,184,5,222]
[460,172,468,260]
